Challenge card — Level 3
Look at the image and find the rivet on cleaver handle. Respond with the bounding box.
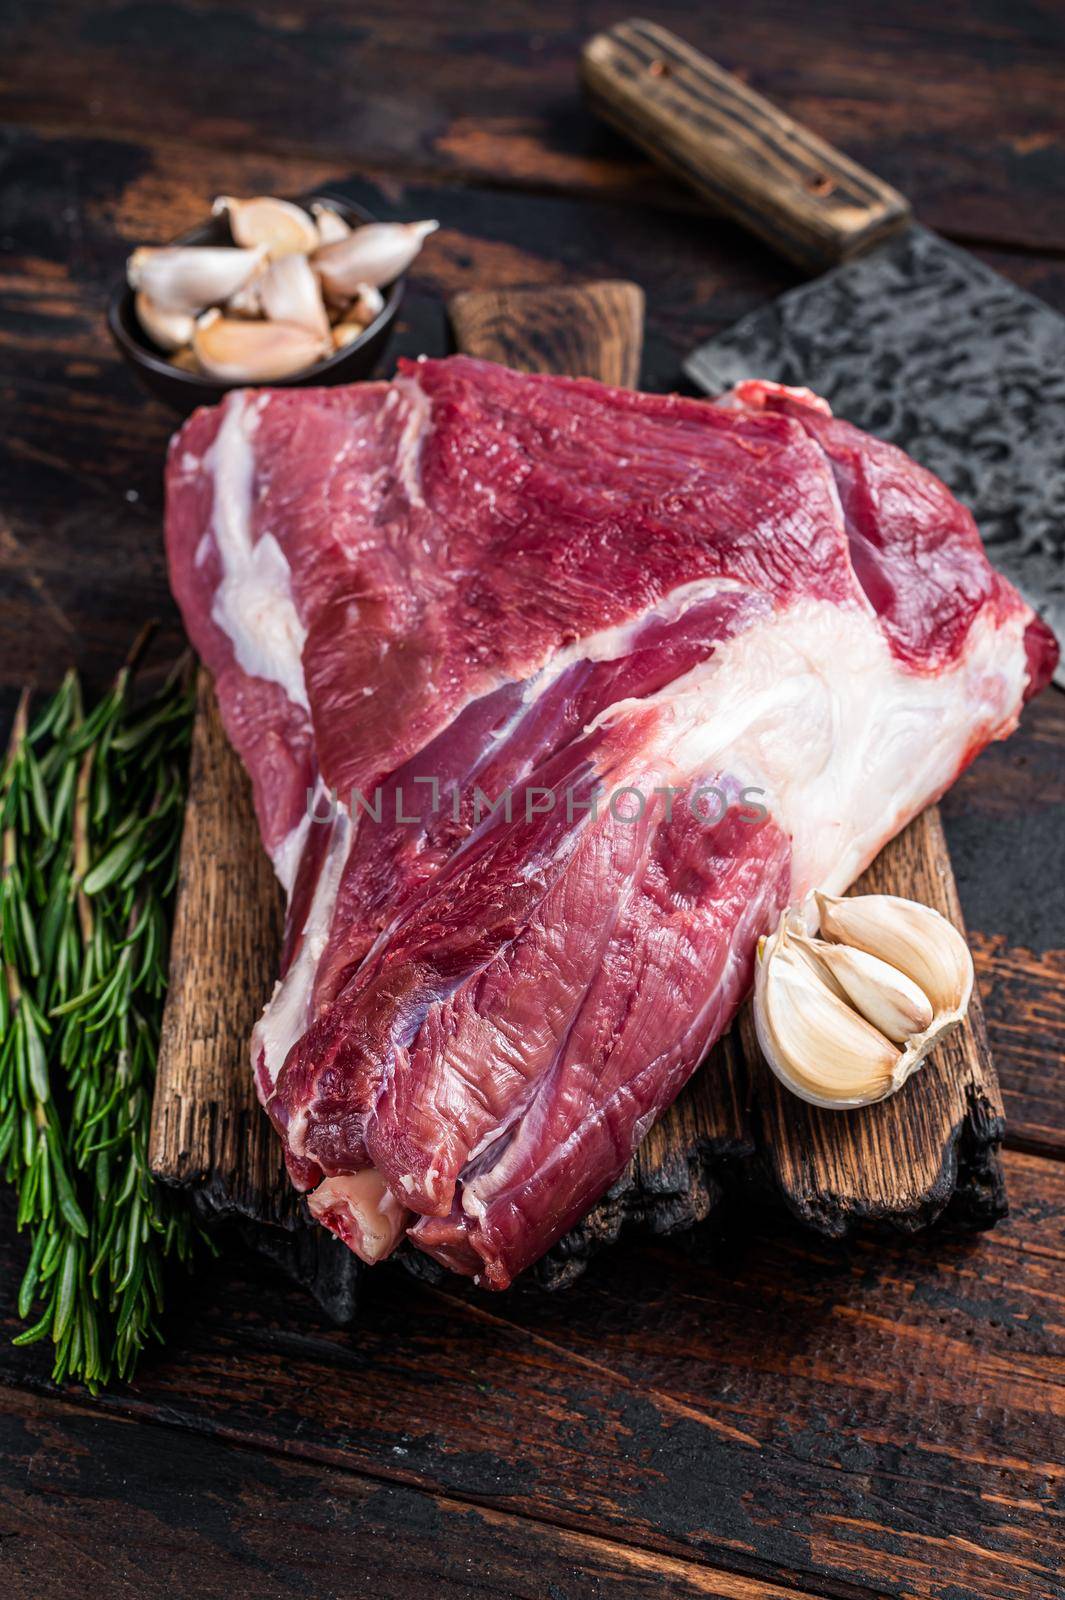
[581,18,911,272]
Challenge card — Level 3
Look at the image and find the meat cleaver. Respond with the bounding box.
[582,19,1065,682]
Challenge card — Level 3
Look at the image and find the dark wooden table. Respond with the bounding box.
[2,5,1064,1597]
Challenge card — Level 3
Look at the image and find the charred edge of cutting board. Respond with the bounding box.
[233,1033,755,1322]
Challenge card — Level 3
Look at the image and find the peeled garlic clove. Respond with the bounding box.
[755,935,899,1109]
[332,323,364,351]
[127,245,266,315]
[192,309,328,382]
[815,892,974,1016]
[332,283,385,335]
[259,254,331,340]
[314,220,439,297]
[134,291,195,353]
[350,282,385,325]
[226,262,267,318]
[793,935,934,1045]
[213,195,318,259]
[311,203,352,247]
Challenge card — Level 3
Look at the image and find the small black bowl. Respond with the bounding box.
[107,193,403,416]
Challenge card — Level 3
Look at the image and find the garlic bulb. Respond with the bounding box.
[192,309,329,382]
[127,245,266,314]
[213,195,318,258]
[754,893,974,1110]
[314,219,438,298]
[348,282,385,325]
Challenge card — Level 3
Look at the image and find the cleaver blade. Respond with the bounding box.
[685,225,1065,683]
[582,20,1064,683]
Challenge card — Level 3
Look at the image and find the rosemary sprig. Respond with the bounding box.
[1,647,201,1390]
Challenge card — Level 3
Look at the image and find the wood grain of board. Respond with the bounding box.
[150,671,288,1221]
[450,279,645,386]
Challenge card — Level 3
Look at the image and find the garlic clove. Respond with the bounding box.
[311,203,352,247]
[134,291,195,353]
[213,195,318,259]
[815,892,974,1016]
[793,935,934,1045]
[331,282,386,338]
[225,260,268,318]
[127,245,266,315]
[259,253,331,340]
[192,308,328,382]
[348,282,386,326]
[314,219,439,297]
[755,932,900,1109]
[332,322,364,351]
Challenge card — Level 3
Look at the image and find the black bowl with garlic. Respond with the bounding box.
[108,194,436,414]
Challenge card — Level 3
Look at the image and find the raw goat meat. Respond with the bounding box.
[166,357,1057,1288]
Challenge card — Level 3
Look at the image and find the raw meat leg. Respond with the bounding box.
[165,358,1058,1287]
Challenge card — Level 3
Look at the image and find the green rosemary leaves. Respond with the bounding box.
[0,648,199,1390]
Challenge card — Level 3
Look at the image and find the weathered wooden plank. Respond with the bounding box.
[1,2,1063,247]
[151,672,288,1221]
[2,1147,1062,1599]
[0,1386,818,1600]
[938,682,1065,1158]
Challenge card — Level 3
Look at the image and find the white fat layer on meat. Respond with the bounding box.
[391,376,432,508]
[206,391,310,713]
[535,576,754,689]
[596,595,1030,900]
[271,811,311,898]
[307,1169,410,1265]
[254,800,353,1101]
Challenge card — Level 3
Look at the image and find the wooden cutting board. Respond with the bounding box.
[150,281,1005,1310]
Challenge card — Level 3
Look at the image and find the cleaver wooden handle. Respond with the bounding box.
[581,18,911,271]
